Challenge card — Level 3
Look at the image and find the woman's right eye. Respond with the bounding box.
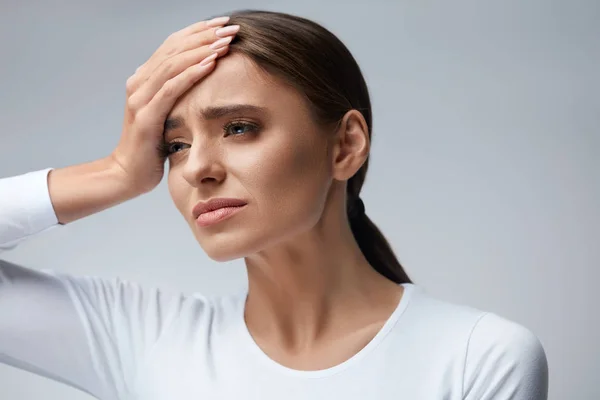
[168,142,188,154]
[158,141,189,157]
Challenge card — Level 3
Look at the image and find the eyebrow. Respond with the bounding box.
[163,104,268,137]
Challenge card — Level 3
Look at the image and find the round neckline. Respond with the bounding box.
[235,283,415,379]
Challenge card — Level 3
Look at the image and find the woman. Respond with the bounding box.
[0,9,548,400]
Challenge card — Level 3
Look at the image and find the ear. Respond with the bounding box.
[331,109,370,181]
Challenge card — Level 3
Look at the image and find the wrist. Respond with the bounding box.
[48,156,142,224]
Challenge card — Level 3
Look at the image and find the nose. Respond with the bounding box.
[181,141,226,187]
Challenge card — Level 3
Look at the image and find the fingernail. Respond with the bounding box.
[199,52,218,66]
[215,25,240,38]
[206,16,230,27]
[209,36,233,50]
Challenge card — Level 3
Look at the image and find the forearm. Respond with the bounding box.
[48,156,141,224]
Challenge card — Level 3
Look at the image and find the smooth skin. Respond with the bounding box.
[47,16,403,371]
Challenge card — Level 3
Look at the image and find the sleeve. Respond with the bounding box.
[0,168,59,251]
[0,169,185,399]
[462,312,549,400]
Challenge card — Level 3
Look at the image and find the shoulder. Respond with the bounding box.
[399,285,549,399]
[466,311,547,362]
[463,312,549,399]
[399,284,490,335]
[403,285,546,356]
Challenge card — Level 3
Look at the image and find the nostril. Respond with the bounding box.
[200,176,219,183]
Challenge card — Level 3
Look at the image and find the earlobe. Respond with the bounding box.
[332,110,370,181]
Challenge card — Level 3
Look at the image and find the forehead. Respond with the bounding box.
[170,52,301,115]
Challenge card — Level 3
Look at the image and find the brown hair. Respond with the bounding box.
[226,10,411,284]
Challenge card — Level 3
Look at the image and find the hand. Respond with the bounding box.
[110,16,238,195]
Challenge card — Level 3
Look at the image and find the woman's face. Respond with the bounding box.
[165,53,336,261]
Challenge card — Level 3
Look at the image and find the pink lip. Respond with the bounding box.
[192,198,247,227]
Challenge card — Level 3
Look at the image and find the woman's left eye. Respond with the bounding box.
[224,122,258,137]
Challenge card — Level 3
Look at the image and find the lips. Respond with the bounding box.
[192,198,248,219]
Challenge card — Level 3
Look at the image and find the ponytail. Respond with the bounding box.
[347,197,412,284]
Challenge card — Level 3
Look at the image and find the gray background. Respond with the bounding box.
[0,0,598,399]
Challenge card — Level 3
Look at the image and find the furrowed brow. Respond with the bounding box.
[163,104,267,137]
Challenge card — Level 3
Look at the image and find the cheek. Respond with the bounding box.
[167,171,190,217]
[230,130,332,223]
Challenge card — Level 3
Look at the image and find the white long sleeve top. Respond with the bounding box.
[0,169,549,399]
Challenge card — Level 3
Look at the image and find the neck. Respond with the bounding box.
[243,202,402,352]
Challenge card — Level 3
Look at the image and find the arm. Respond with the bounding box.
[0,16,236,397]
[0,169,184,399]
[0,168,58,251]
[47,157,138,225]
[0,159,136,252]
[462,313,549,400]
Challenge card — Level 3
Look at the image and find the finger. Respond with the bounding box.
[165,26,231,57]
[157,25,238,65]
[159,18,232,62]
[129,45,226,110]
[129,25,238,93]
[141,55,218,125]
[177,16,230,37]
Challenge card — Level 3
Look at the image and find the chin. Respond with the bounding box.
[203,248,245,262]
[193,231,261,262]
[189,212,318,262]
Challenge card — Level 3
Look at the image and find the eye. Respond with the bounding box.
[157,140,189,158]
[223,121,259,137]
[169,142,189,153]
[158,121,260,158]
